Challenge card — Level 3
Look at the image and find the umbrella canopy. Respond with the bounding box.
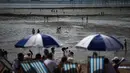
[76,34,123,51]
[15,33,61,48]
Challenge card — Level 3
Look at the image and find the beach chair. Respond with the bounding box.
[0,57,12,73]
[20,60,50,73]
[63,63,78,73]
[88,56,104,73]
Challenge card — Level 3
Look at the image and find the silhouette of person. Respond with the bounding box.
[37,29,40,33]
[0,49,4,56]
[124,39,127,55]
[92,52,98,57]
[35,53,41,60]
[4,50,8,59]
[57,27,61,33]
[44,49,49,58]
[29,49,33,58]
[51,47,55,54]
[32,28,35,34]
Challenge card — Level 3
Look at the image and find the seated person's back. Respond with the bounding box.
[44,53,57,73]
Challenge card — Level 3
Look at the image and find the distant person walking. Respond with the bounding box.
[3,50,8,59]
[81,17,84,25]
[32,28,35,34]
[51,47,55,54]
[1,49,8,59]
[37,29,40,33]
[56,27,61,33]
[86,16,88,23]
[0,49,4,57]
[124,39,127,56]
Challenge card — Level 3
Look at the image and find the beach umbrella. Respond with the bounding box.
[76,34,123,51]
[15,33,61,48]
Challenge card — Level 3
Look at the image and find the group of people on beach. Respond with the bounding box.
[6,28,126,73]
[32,27,62,34]
[12,47,77,73]
[12,49,126,73]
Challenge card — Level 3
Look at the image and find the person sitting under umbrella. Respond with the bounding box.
[44,49,49,59]
[12,53,24,73]
[58,56,68,73]
[44,53,57,73]
[24,53,31,60]
[104,58,116,73]
[35,53,42,60]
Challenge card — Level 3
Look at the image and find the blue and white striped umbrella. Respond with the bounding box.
[76,34,123,51]
[15,33,61,48]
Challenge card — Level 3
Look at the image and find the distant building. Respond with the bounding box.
[0,0,130,5]
[0,0,129,8]
[0,0,129,15]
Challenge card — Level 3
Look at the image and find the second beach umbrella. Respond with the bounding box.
[76,34,123,51]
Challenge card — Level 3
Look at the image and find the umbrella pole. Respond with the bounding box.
[98,51,100,56]
[39,47,41,54]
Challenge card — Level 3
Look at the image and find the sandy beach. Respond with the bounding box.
[0,15,130,66]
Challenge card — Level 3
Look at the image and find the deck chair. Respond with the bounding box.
[63,63,78,73]
[20,60,50,73]
[0,57,12,73]
[88,56,104,73]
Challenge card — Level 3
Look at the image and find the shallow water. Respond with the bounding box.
[0,16,130,64]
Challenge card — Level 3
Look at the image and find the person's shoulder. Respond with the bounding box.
[44,59,53,63]
[44,59,49,62]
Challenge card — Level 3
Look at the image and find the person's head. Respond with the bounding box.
[47,53,53,59]
[17,53,24,61]
[70,52,74,56]
[61,56,67,63]
[62,47,66,52]
[44,49,49,56]
[42,55,46,60]
[92,52,98,57]
[35,53,41,60]
[104,58,109,64]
